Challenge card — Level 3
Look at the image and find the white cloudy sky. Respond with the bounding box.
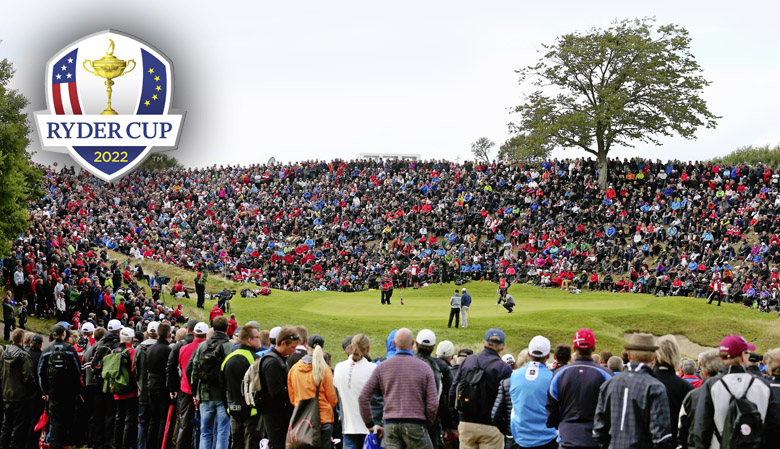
[3,0,780,169]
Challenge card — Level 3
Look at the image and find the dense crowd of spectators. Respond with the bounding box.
[5,156,780,324]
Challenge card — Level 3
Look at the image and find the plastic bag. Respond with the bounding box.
[363,433,379,449]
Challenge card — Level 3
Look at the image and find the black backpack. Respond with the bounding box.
[91,342,115,380]
[715,376,763,449]
[200,338,226,387]
[455,356,499,419]
[47,345,74,387]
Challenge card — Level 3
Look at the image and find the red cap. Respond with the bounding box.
[719,335,756,360]
[573,328,596,349]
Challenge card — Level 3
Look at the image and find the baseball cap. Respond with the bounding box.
[528,335,551,357]
[309,334,325,349]
[269,326,282,340]
[573,328,596,349]
[341,335,355,351]
[435,340,455,358]
[416,329,436,346]
[718,334,756,360]
[461,287,467,292]
[502,354,516,364]
[194,322,209,335]
[57,321,71,329]
[147,321,160,335]
[107,319,122,332]
[31,334,44,344]
[485,328,506,344]
[81,322,95,333]
[120,327,135,340]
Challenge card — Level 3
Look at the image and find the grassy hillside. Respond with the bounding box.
[109,252,780,362]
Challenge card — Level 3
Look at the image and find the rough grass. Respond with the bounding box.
[106,252,780,362]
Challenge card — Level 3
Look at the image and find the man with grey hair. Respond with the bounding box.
[680,359,702,389]
[607,355,624,375]
[677,350,721,449]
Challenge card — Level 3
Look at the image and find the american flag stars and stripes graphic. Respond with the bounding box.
[51,49,82,115]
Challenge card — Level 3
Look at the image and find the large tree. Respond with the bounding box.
[0,56,42,258]
[510,18,719,189]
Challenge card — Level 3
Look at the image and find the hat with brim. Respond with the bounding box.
[624,333,658,351]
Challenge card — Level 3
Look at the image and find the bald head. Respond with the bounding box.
[394,328,414,351]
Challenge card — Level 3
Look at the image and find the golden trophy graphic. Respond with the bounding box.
[83,39,136,115]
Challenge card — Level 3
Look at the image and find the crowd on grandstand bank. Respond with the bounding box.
[0,319,779,449]
[5,157,780,313]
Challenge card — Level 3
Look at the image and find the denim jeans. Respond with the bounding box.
[343,434,367,449]
[137,404,149,449]
[199,400,230,449]
[384,422,433,449]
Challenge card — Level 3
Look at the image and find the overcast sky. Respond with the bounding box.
[3,0,779,169]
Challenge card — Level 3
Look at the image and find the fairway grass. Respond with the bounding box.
[113,252,780,361]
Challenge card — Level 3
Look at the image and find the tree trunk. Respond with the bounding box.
[598,151,608,191]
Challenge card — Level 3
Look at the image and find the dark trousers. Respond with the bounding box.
[113,396,138,449]
[177,393,197,449]
[230,414,260,449]
[147,390,173,449]
[381,289,394,304]
[27,397,44,449]
[89,387,116,449]
[0,400,32,449]
[196,287,205,308]
[509,437,558,449]
[262,414,289,449]
[2,319,11,341]
[708,292,722,306]
[448,308,460,328]
[48,396,75,449]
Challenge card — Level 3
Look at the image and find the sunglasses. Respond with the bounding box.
[280,334,301,343]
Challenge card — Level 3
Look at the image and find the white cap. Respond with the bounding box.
[416,329,436,346]
[435,340,455,357]
[120,327,135,340]
[502,354,516,364]
[528,335,551,357]
[81,322,95,333]
[461,287,467,292]
[194,322,209,335]
[269,326,282,340]
[107,319,122,332]
[147,321,160,335]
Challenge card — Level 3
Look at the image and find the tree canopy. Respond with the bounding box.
[470,137,495,164]
[510,18,719,188]
[0,57,42,258]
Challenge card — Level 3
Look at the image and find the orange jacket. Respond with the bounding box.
[287,357,339,424]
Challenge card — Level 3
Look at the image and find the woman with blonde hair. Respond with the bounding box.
[288,343,339,449]
[333,334,376,449]
[653,335,692,448]
[765,348,780,396]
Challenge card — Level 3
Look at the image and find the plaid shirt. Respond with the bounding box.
[593,362,673,449]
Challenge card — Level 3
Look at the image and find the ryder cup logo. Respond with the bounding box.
[34,30,185,182]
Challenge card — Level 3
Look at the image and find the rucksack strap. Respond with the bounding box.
[714,375,757,443]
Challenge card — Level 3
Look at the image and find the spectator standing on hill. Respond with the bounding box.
[195,272,207,309]
[694,334,780,448]
[547,328,612,449]
[492,335,557,449]
[460,288,471,328]
[37,324,80,449]
[677,350,722,449]
[223,323,261,449]
[653,335,693,448]
[334,334,376,449]
[359,328,438,449]
[258,325,301,449]
[448,290,461,329]
[0,328,36,449]
[593,333,673,449]
[2,297,14,341]
[189,316,233,449]
[450,328,512,449]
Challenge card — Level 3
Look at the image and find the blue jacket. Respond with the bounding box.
[460,292,472,307]
[510,362,557,447]
[547,357,612,448]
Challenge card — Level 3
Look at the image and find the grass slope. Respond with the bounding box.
[110,251,780,361]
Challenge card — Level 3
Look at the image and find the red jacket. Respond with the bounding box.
[227,318,238,337]
[209,305,224,321]
[179,337,205,395]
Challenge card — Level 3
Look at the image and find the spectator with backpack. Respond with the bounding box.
[37,323,80,449]
[333,334,376,449]
[449,328,512,449]
[84,319,123,449]
[176,321,208,449]
[546,328,612,449]
[144,321,174,449]
[188,315,233,449]
[222,322,261,449]
[0,328,37,449]
[415,329,453,449]
[106,327,138,449]
[257,325,301,449]
[694,334,780,449]
[359,328,438,449]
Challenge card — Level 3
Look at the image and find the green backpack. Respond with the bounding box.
[102,348,132,395]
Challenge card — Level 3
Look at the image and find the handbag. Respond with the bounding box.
[286,381,321,449]
[363,433,379,449]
